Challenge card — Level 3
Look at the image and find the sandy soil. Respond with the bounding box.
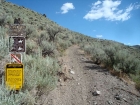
[41,45,140,105]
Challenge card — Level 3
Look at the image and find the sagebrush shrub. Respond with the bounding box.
[91,48,106,64]
[130,74,140,91]
[41,41,55,57]
[23,54,58,91]
[0,36,8,60]
[83,45,94,55]
[134,100,140,105]
[37,32,49,46]
[5,15,14,24]
[25,25,36,39]
[103,46,117,68]
[112,50,140,74]
[47,27,62,42]
[0,26,6,37]
[58,38,71,50]
[0,76,36,105]
[26,39,37,55]
[0,15,6,26]
[38,25,44,30]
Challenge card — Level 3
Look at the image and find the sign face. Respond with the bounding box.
[9,25,26,37]
[10,53,22,64]
[9,36,26,52]
[5,64,24,90]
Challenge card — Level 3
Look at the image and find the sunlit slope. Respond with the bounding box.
[0,1,139,104]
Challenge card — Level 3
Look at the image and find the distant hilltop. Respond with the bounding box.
[133,45,140,50]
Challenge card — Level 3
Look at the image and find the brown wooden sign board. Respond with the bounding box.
[9,36,26,52]
[9,25,26,37]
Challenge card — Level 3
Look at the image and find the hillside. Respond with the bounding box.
[0,1,140,105]
[133,45,140,50]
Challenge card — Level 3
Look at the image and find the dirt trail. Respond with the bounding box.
[42,45,140,105]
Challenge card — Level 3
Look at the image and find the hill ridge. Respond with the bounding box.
[0,1,140,105]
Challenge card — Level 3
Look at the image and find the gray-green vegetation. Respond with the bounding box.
[0,27,8,60]
[0,1,140,104]
[80,39,140,91]
[134,100,140,105]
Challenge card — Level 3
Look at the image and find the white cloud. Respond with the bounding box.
[128,43,131,45]
[135,4,140,9]
[96,35,103,38]
[124,43,131,45]
[60,3,75,14]
[133,2,140,9]
[56,11,60,14]
[83,0,135,21]
[94,1,102,6]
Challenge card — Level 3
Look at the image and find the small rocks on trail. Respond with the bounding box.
[92,90,101,96]
[114,93,122,100]
[107,100,114,104]
[93,101,98,105]
[123,98,127,102]
[70,70,75,74]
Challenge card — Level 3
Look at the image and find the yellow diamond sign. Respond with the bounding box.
[5,64,24,90]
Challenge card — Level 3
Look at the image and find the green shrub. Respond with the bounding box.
[91,48,106,65]
[57,38,72,51]
[23,54,58,91]
[0,26,6,37]
[37,32,49,46]
[47,27,62,42]
[83,45,94,55]
[0,76,36,105]
[5,15,14,24]
[103,46,117,68]
[0,36,8,60]
[70,38,76,44]
[134,100,140,105]
[41,41,55,57]
[0,15,6,26]
[25,25,36,39]
[26,39,37,55]
[22,16,29,24]
[113,50,140,74]
[130,74,140,92]
[0,0,6,3]
[38,25,44,30]
[57,33,66,39]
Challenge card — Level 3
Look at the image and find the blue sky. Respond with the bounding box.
[6,0,140,45]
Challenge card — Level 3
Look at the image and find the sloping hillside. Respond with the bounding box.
[0,1,140,105]
[133,45,140,50]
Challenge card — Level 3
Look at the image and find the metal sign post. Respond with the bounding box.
[5,24,26,90]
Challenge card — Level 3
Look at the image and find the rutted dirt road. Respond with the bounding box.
[43,45,140,105]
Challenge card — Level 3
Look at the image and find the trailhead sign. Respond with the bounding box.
[5,64,24,90]
[5,24,26,90]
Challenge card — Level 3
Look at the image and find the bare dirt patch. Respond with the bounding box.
[42,45,140,105]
